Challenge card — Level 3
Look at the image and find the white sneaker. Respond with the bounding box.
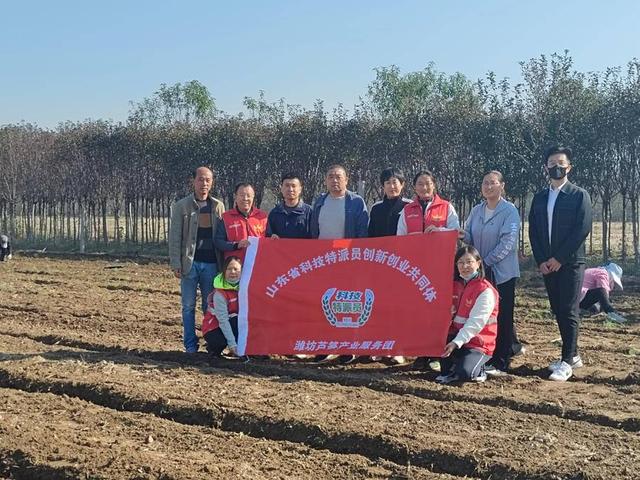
[606,311,627,324]
[484,365,507,376]
[391,356,407,365]
[548,355,583,372]
[472,372,487,382]
[428,359,442,372]
[549,361,573,381]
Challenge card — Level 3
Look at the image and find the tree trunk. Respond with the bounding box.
[79,202,86,253]
[632,195,639,266]
[601,197,609,263]
[621,192,627,262]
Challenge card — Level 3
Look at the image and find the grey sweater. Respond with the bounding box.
[463,198,520,285]
[207,291,237,348]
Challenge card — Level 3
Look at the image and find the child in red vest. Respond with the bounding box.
[437,245,499,384]
[202,256,241,356]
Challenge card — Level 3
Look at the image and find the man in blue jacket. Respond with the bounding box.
[310,164,369,364]
[268,173,312,239]
[310,165,369,240]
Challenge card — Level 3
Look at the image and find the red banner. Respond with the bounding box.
[237,231,457,356]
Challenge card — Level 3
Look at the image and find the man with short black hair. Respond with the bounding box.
[267,173,312,239]
[310,165,369,240]
[169,166,225,353]
[529,146,592,381]
[310,165,369,364]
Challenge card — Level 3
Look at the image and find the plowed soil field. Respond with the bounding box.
[1,255,639,479]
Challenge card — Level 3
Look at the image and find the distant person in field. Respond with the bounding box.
[367,166,411,365]
[438,246,498,384]
[0,235,11,261]
[169,166,225,353]
[310,164,369,364]
[528,145,592,382]
[580,262,626,323]
[267,173,312,239]
[214,182,268,262]
[202,256,242,356]
[462,171,523,376]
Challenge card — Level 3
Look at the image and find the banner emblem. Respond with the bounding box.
[321,288,375,328]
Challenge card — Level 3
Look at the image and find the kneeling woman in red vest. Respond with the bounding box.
[437,246,499,384]
[202,256,242,356]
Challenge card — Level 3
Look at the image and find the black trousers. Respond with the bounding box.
[492,277,521,370]
[484,267,522,370]
[440,346,490,381]
[543,263,585,362]
[579,288,614,313]
[204,316,239,356]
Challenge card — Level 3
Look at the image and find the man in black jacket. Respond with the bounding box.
[528,146,592,381]
[267,173,312,239]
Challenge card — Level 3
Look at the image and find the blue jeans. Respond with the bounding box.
[180,261,217,352]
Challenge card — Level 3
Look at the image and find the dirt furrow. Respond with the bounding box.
[1,387,448,480]
[0,448,86,480]
[0,336,637,479]
[1,329,638,433]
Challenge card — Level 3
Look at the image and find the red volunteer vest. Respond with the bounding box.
[403,194,451,233]
[202,289,239,336]
[449,277,499,355]
[222,207,268,260]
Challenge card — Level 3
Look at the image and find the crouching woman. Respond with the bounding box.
[438,246,499,384]
[202,256,242,356]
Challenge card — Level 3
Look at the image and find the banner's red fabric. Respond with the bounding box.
[237,231,457,356]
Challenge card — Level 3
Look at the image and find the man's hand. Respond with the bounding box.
[424,225,438,233]
[442,341,457,358]
[546,257,562,272]
[173,268,182,279]
[539,262,551,275]
[237,239,250,249]
[270,234,280,240]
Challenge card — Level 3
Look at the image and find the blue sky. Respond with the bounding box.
[1,1,639,128]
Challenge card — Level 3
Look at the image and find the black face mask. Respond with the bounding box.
[547,165,568,180]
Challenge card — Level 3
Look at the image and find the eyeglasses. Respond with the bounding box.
[456,259,478,267]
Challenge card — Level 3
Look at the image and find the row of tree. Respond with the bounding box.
[1,52,639,262]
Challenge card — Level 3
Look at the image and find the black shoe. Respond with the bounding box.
[314,354,339,363]
[338,355,357,365]
[413,356,429,369]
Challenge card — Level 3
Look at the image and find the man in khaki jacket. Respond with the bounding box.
[169,166,225,353]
